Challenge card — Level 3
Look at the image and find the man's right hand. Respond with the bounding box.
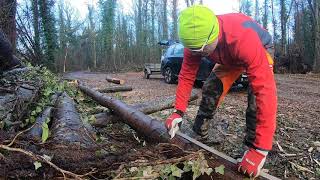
[165,112,183,139]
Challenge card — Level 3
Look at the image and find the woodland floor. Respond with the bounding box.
[65,71,320,180]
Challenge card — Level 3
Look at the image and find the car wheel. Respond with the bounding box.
[164,67,175,84]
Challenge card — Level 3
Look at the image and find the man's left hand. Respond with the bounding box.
[238,148,268,178]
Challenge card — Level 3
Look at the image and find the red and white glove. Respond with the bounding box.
[165,112,183,139]
[238,148,268,178]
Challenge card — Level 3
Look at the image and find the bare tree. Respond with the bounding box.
[171,0,178,40]
[255,0,260,23]
[185,0,195,7]
[307,0,320,72]
[162,0,168,40]
[279,0,294,55]
[262,0,269,29]
[31,0,41,62]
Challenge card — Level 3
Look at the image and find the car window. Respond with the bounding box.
[173,44,184,57]
[165,46,175,57]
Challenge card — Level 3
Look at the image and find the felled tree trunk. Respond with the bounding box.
[79,82,191,147]
[98,85,132,93]
[50,92,95,147]
[92,90,199,127]
[106,76,125,85]
[0,83,41,129]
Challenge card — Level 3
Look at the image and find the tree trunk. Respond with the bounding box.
[92,91,199,127]
[32,0,41,62]
[171,0,178,40]
[262,0,268,29]
[0,0,17,51]
[255,0,260,23]
[185,0,190,7]
[313,0,320,72]
[38,0,57,71]
[162,0,168,40]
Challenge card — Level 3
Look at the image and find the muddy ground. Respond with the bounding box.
[66,71,320,179]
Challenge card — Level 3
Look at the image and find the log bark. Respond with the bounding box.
[50,92,95,147]
[28,106,53,141]
[28,93,62,141]
[78,82,260,180]
[79,82,190,147]
[106,76,125,85]
[92,91,199,127]
[98,85,132,93]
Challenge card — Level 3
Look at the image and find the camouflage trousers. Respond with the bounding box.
[193,49,274,148]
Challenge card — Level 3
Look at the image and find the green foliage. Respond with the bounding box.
[116,152,214,179]
[41,117,50,143]
[316,168,320,177]
[33,161,42,170]
[214,165,225,175]
[22,66,88,127]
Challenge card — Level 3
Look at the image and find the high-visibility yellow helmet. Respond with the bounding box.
[178,5,219,49]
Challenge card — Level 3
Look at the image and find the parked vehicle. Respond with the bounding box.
[159,41,249,88]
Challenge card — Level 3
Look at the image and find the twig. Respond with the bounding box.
[6,124,35,147]
[276,141,297,157]
[314,159,320,167]
[289,161,314,174]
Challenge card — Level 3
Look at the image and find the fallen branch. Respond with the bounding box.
[98,86,133,93]
[106,76,125,85]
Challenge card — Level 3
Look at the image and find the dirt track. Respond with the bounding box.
[66,71,320,179]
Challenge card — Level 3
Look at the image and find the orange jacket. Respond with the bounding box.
[175,13,277,150]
